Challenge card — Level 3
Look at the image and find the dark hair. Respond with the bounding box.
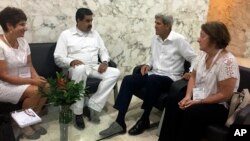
[75,8,93,22]
[201,21,231,49]
[0,7,27,32]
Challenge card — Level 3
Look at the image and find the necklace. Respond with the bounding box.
[196,49,222,87]
[205,49,223,69]
[3,34,16,48]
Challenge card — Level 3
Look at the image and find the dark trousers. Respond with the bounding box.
[0,115,16,141]
[159,92,228,141]
[113,74,173,116]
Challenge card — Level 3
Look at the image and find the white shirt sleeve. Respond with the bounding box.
[95,31,110,62]
[178,38,197,72]
[54,31,74,68]
[24,39,31,56]
[146,38,155,68]
[218,56,239,81]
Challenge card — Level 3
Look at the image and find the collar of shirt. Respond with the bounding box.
[156,31,175,43]
[70,26,93,37]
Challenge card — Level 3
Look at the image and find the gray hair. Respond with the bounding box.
[155,14,174,26]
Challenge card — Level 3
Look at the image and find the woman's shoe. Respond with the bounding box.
[22,126,40,140]
[31,124,47,135]
[39,106,48,117]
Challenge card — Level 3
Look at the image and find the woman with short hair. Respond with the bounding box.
[159,21,240,141]
[0,7,48,140]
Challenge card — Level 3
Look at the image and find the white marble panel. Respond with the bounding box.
[0,0,209,76]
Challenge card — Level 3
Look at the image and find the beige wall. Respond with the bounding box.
[207,0,250,67]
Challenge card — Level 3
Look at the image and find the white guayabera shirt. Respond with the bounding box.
[148,31,197,81]
[54,26,110,69]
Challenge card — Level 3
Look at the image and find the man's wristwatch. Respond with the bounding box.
[102,61,108,65]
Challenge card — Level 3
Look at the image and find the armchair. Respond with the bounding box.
[29,43,118,97]
[205,66,250,141]
[132,61,190,135]
[132,61,190,111]
[0,42,119,141]
[0,53,117,113]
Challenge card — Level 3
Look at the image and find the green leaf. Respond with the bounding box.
[40,71,86,106]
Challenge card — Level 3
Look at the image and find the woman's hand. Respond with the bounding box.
[179,97,202,110]
[31,76,47,87]
[178,96,191,110]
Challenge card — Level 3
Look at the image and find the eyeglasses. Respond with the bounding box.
[24,109,36,117]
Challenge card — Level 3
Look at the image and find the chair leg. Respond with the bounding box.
[157,108,165,136]
[113,83,119,102]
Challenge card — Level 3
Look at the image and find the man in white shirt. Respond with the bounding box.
[99,14,196,138]
[54,8,120,129]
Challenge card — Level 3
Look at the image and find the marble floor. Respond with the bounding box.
[18,86,162,141]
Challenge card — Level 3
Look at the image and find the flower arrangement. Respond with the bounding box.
[41,72,85,106]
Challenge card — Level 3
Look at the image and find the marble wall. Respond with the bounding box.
[0,0,209,77]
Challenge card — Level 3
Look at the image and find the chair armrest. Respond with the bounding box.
[235,104,250,124]
[160,79,188,105]
[169,79,188,95]
[98,56,117,68]
[163,79,188,103]
[132,65,144,75]
[108,60,117,68]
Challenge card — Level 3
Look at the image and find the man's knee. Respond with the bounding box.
[114,68,120,77]
[147,75,160,82]
[69,65,87,80]
[122,75,135,83]
[107,67,120,78]
[122,74,146,86]
[70,65,87,74]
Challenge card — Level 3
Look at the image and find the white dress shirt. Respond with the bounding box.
[54,26,110,68]
[148,31,196,81]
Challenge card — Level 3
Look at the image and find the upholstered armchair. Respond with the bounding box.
[0,43,119,141]
[132,61,190,111]
[205,66,250,141]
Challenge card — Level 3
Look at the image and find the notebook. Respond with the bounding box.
[11,108,42,128]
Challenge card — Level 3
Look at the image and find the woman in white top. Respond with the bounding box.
[0,7,48,139]
[159,21,240,141]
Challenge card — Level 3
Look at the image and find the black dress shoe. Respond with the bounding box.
[74,115,85,130]
[83,106,91,120]
[83,107,100,123]
[128,119,150,135]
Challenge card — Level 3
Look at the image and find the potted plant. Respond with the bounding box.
[40,72,85,141]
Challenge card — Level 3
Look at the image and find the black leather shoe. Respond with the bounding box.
[74,115,85,130]
[128,119,150,135]
[83,107,100,123]
[83,106,91,120]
